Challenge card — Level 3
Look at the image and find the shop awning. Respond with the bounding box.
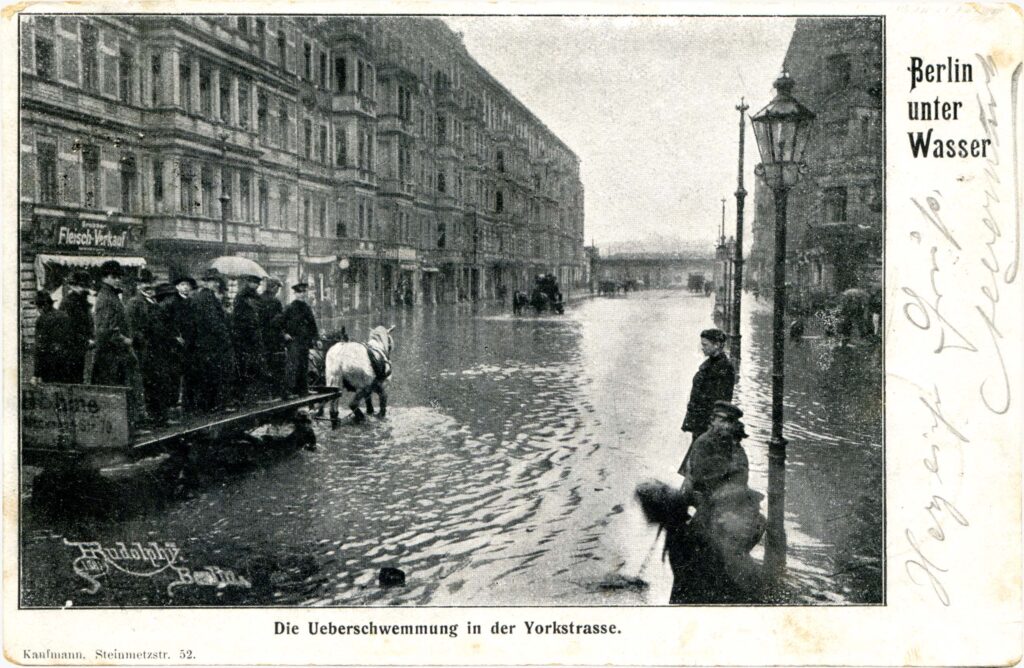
[421,266,440,273]
[35,254,147,289]
[301,254,337,265]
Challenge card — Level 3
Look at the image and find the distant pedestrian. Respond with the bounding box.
[258,277,287,399]
[190,268,234,412]
[166,276,196,410]
[32,290,75,384]
[232,274,266,404]
[680,328,735,472]
[281,281,319,397]
[59,270,94,384]
[91,260,145,429]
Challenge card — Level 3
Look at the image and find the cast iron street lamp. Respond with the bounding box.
[750,72,815,582]
[731,98,749,368]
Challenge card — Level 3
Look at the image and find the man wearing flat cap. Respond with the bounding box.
[280,281,319,397]
[60,270,94,383]
[679,327,736,474]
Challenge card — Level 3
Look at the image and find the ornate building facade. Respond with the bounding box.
[747,17,882,313]
[19,15,585,337]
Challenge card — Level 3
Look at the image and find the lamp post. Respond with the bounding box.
[749,72,815,582]
[218,133,231,255]
[731,98,749,368]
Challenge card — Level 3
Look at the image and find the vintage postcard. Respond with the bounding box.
[1,1,1021,666]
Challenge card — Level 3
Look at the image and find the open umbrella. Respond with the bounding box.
[207,256,269,279]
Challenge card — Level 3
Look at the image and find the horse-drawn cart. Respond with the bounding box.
[21,382,340,494]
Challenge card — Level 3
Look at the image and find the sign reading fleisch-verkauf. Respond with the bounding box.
[21,384,131,451]
[34,216,138,251]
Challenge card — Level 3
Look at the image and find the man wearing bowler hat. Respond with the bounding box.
[281,281,319,397]
[60,270,94,383]
[126,269,172,426]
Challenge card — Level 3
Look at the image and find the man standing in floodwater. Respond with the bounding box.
[680,328,736,470]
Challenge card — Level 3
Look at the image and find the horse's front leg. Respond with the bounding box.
[329,396,340,429]
[364,392,375,416]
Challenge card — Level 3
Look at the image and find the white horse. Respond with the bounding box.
[324,325,394,425]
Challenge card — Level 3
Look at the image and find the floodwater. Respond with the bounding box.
[20,290,882,607]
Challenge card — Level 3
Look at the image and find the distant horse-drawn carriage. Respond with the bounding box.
[513,274,565,315]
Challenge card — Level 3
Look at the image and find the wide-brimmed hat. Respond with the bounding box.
[200,267,222,281]
[700,328,728,344]
[292,281,309,292]
[98,260,124,278]
[263,276,282,288]
[173,275,197,289]
[712,400,743,420]
[66,270,92,287]
[137,268,156,284]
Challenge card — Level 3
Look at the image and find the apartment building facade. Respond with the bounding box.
[19,15,585,336]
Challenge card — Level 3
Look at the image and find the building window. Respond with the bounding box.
[150,54,161,106]
[319,51,326,89]
[303,119,312,159]
[240,173,250,221]
[356,60,365,94]
[495,190,504,213]
[278,185,289,228]
[199,64,212,117]
[37,143,58,205]
[83,145,100,208]
[357,199,365,237]
[35,36,54,80]
[277,30,286,69]
[279,103,289,150]
[437,222,446,249]
[81,23,98,91]
[152,159,164,204]
[257,90,267,134]
[254,19,266,56]
[118,49,134,104]
[336,200,346,238]
[335,56,346,91]
[436,114,446,144]
[303,42,312,80]
[437,171,446,193]
[496,150,505,173]
[237,17,249,34]
[219,76,231,122]
[120,156,136,212]
[827,54,851,92]
[824,187,847,223]
[238,81,250,128]
[318,126,327,163]
[179,61,192,112]
[367,201,373,237]
[302,196,311,237]
[258,179,268,225]
[319,198,327,237]
[335,131,347,166]
[179,162,192,212]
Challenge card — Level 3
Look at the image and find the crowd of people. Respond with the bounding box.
[636,327,767,604]
[31,259,322,434]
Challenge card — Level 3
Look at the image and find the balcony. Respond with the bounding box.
[143,215,264,249]
[142,109,260,156]
[332,92,376,117]
[334,166,377,188]
[378,177,417,198]
[259,227,298,249]
[22,77,144,128]
[377,114,415,136]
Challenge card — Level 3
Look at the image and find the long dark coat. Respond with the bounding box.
[232,285,265,391]
[681,352,735,436]
[59,289,93,383]
[127,293,178,418]
[280,299,319,346]
[258,292,285,352]
[33,307,76,383]
[191,287,233,366]
[91,283,134,386]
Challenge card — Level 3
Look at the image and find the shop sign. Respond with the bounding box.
[35,216,140,252]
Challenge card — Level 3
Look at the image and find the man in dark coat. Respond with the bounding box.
[190,268,234,413]
[281,281,319,397]
[59,270,94,383]
[680,328,736,473]
[231,274,266,404]
[32,290,76,384]
[153,283,186,424]
[258,277,287,399]
[165,276,196,411]
[91,260,145,429]
[126,270,175,426]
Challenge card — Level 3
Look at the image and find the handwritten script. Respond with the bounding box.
[901,55,1021,606]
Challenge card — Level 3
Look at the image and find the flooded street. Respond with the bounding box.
[21,290,882,607]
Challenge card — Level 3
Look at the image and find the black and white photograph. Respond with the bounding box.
[15,12,886,611]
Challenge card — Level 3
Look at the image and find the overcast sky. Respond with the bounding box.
[442,16,796,250]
